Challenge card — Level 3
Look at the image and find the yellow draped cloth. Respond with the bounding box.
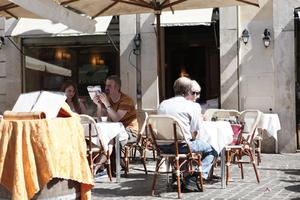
[0,108,94,200]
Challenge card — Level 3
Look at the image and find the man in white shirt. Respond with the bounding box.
[158,77,217,185]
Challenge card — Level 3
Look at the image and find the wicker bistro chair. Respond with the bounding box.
[80,114,112,181]
[253,129,263,165]
[204,109,241,179]
[203,109,220,121]
[211,109,263,165]
[147,115,204,199]
[212,109,240,122]
[123,111,149,175]
[224,110,262,185]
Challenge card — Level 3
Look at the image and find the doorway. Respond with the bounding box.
[164,23,220,111]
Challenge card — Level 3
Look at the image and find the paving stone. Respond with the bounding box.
[92,153,300,199]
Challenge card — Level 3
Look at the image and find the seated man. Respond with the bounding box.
[93,75,139,144]
[92,75,139,175]
[158,77,218,190]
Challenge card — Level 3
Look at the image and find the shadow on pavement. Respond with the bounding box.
[92,174,158,197]
[285,184,300,193]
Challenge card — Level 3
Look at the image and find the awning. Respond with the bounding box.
[60,0,259,17]
[155,9,213,27]
[25,56,72,77]
[6,16,112,37]
[4,0,97,33]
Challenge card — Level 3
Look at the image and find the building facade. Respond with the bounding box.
[0,0,298,152]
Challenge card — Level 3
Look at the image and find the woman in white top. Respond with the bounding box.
[60,80,87,114]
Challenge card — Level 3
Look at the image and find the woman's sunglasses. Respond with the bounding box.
[192,91,200,95]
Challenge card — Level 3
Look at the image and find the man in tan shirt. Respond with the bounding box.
[93,75,139,144]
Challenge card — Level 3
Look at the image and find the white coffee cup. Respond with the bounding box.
[101,116,108,122]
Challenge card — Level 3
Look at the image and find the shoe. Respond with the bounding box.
[184,175,201,192]
[94,169,108,179]
[202,176,219,185]
[211,174,221,180]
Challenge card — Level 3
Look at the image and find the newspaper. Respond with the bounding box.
[12,91,66,119]
[87,85,101,99]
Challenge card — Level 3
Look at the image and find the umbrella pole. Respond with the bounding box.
[156,12,163,102]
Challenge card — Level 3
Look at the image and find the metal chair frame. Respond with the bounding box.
[123,111,149,175]
[224,110,262,185]
[147,115,204,199]
[80,114,112,181]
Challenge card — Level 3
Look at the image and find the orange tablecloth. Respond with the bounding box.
[0,113,93,200]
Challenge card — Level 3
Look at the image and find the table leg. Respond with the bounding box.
[115,134,121,183]
[275,137,278,154]
[221,148,226,189]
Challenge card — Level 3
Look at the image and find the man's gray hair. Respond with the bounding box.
[173,77,192,96]
[106,75,121,89]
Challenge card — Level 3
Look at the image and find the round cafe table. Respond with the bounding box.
[0,114,93,200]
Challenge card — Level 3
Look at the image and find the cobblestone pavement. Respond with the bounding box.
[92,153,300,200]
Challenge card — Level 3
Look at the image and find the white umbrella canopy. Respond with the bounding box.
[61,0,259,18]
[60,0,260,99]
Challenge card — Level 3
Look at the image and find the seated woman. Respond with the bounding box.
[60,80,87,114]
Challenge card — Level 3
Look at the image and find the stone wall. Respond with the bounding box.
[120,14,159,110]
[220,0,298,153]
[0,18,22,114]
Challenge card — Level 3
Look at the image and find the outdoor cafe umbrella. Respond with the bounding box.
[0,0,260,98]
[60,0,260,98]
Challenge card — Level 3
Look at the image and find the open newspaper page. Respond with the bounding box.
[87,85,101,100]
[12,91,67,119]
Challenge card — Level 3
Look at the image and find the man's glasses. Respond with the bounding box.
[191,91,200,95]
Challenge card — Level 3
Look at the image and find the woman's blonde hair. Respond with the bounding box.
[191,80,201,92]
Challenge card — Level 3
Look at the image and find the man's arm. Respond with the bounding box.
[106,109,127,122]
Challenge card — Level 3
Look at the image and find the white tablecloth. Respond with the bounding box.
[257,114,281,140]
[83,122,128,152]
[197,121,234,154]
[83,121,126,183]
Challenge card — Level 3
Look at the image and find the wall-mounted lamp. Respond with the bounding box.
[241,29,250,45]
[262,29,271,48]
[0,36,5,49]
[133,33,141,55]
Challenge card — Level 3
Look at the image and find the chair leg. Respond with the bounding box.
[197,155,204,192]
[143,140,149,162]
[107,151,112,182]
[225,150,230,185]
[249,150,260,183]
[257,140,261,165]
[133,146,137,159]
[88,151,93,175]
[151,158,162,196]
[124,146,129,176]
[240,162,244,179]
[175,157,182,199]
[152,149,156,160]
[140,149,148,174]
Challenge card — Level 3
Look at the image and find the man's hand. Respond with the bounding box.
[97,92,111,108]
[192,130,199,140]
[93,94,101,106]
